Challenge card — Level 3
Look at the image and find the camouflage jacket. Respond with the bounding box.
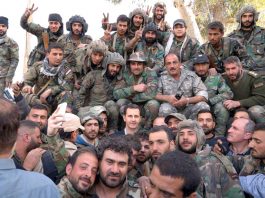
[239,155,265,176]
[163,33,200,70]
[76,69,123,108]
[203,74,233,105]
[228,26,265,72]
[198,37,256,73]
[101,32,130,59]
[24,60,74,96]
[223,70,265,107]
[58,176,95,198]
[0,35,19,81]
[158,69,208,100]
[20,16,62,66]
[195,148,245,198]
[135,40,165,73]
[113,68,158,103]
[57,34,92,67]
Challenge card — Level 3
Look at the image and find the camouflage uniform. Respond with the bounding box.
[228,5,265,76]
[113,67,159,129]
[203,74,233,136]
[76,52,125,131]
[158,69,210,119]
[23,58,74,107]
[198,37,256,73]
[223,70,265,123]
[175,120,244,198]
[57,15,92,67]
[20,13,63,67]
[163,32,200,69]
[58,176,95,198]
[128,8,148,40]
[0,34,19,95]
[135,23,165,74]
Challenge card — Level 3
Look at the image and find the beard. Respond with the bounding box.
[144,37,156,45]
[241,20,254,29]
[99,170,126,188]
[26,139,40,153]
[0,30,7,37]
[178,144,196,154]
[68,175,92,195]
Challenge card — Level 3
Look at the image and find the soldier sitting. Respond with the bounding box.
[193,54,233,135]
[22,43,74,110]
[114,52,160,130]
[223,56,265,123]
[156,53,209,119]
[20,4,63,67]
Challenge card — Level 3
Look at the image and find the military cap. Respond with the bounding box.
[128,52,146,63]
[173,19,186,28]
[165,113,186,124]
[193,54,209,65]
[48,13,62,23]
[62,113,84,132]
[89,105,108,116]
[0,16,8,28]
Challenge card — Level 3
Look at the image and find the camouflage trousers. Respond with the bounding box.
[0,77,6,96]
[212,102,229,137]
[117,99,160,130]
[159,102,210,119]
[248,105,265,123]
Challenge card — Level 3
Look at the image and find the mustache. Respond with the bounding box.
[80,176,92,184]
[107,172,121,177]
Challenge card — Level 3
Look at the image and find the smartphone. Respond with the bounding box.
[57,102,67,116]
[175,93,182,100]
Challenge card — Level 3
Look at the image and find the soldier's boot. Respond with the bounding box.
[213,102,229,136]
[144,100,160,130]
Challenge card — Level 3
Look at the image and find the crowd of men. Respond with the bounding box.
[0,1,265,198]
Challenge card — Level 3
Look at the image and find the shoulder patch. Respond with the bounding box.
[248,71,259,78]
[254,82,264,88]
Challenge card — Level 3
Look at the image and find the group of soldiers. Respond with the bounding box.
[0,1,265,198]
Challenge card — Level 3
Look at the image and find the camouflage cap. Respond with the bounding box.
[164,113,186,124]
[88,105,108,116]
[128,52,146,63]
[62,113,84,132]
[236,5,259,23]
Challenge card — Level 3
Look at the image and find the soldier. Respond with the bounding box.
[148,150,201,198]
[114,52,160,129]
[73,40,108,96]
[20,4,63,67]
[0,16,19,96]
[57,15,92,67]
[134,23,165,74]
[164,112,186,135]
[57,147,98,198]
[222,56,265,123]
[163,19,200,70]
[91,137,140,197]
[198,21,256,73]
[22,43,74,109]
[76,52,125,131]
[156,53,209,119]
[193,54,233,135]
[229,5,265,77]
[101,14,131,60]
[175,119,245,197]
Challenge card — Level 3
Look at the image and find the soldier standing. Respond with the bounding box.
[20,4,63,67]
[229,5,265,77]
[0,16,19,96]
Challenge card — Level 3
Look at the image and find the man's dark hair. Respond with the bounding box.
[97,137,131,163]
[197,109,215,122]
[164,53,180,64]
[135,130,149,142]
[18,120,40,134]
[254,123,265,132]
[155,150,201,197]
[149,126,175,141]
[234,107,254,121]
[123,103,141,116]
[124,134,141,152]
[68,147,98,167]
[47,42,64,53]
[116,14,130,25]
[0,98,20,154]
[207,21,224,33]
[223,56,242,67]
[30,103,49,113]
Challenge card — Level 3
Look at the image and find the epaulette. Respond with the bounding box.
[248,71,259,78]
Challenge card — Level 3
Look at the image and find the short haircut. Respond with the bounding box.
[18,120,40,135]
[197,109,215,122]
[155,150,201,197]
[149,126,175,141]
[116,14,130,25]
[68,147,98,167]
[164,53,180,64]
[223,56,242,67]
[123,103,141,116]
[234,107,255,122]
[135,130,149,142]
[254,123,265,132]
[97,136,131,163]
[242,119,255,134]
[124,134,141,152]
[30,103,49,113]
[0,98,20,154]
[47,42,64,53]
[207,21,224,33]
